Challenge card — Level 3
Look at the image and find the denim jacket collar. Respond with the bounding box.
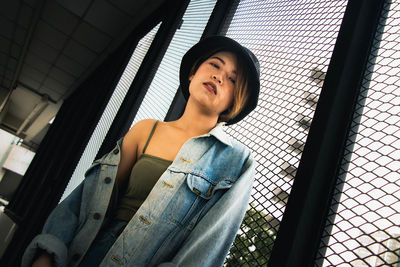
[199,122,232,147]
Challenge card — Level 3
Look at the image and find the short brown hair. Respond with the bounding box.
[188,51,249,122]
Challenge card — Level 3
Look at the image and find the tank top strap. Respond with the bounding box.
[142,120,159,154]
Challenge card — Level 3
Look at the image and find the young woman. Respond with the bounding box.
[23,36,260,267]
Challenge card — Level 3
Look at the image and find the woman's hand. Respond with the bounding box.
[32,252,53,267]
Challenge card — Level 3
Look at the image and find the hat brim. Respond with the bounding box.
[179,36,260,125]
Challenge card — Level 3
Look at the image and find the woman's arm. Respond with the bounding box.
[22,182,84,267]
[31,251,54,267]
[24,120,153,267]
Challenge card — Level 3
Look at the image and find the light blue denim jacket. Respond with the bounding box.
[22,124,255,267]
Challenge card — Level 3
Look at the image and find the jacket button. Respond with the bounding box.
[113,148,119,154]
[139,215,150,225]
[93,213,101,220]
[111,255,124,265]
[104,177,112,184]
[72,253,80,261]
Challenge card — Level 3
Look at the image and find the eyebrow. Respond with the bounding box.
[210,56,237,74]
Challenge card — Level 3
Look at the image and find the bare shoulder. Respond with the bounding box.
[124,119,158,146]
[126,119,156,136]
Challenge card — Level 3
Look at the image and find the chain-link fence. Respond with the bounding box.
[220,1,348,265]
[316,1,400,266]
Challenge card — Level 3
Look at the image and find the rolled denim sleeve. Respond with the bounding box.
[21,182,84,267]
[160,155,255,267]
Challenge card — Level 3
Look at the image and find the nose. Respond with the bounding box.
[212,75,222,84]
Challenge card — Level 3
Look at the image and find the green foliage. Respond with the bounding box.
[225,204,278,266]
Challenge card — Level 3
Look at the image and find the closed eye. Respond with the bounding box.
[210,62,220,69]
[229,77,236,84]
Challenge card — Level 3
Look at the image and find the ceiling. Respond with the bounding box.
[0,0,166,150]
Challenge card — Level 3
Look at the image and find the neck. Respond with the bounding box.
[173,100,219,136]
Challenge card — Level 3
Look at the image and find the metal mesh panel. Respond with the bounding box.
[316,1,400,266]
[61,25,160,199]
[220,0,348,265]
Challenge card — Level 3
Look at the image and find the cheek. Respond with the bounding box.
[227,87,235,105]
[221,88,235,111]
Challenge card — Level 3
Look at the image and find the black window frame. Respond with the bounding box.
[1,0,390,266]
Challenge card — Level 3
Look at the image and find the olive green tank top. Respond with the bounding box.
[115,121,172,222]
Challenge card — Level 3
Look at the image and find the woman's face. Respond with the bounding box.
[188,51,237,117]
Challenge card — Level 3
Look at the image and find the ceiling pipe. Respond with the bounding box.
[0,88,13,115]
[16,95,49,136]
[9,0,47,93]
[1,0,47,125]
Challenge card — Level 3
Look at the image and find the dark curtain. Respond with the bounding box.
[1,9,162,267]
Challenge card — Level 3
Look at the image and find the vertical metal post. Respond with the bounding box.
[315,1,391,264]
[268,1,386,266]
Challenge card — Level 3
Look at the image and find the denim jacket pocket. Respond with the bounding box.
[186,173,233,200]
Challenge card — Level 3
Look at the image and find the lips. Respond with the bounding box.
[203,82,217,94]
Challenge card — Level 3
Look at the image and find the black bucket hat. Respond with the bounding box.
[180,35,260,125]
